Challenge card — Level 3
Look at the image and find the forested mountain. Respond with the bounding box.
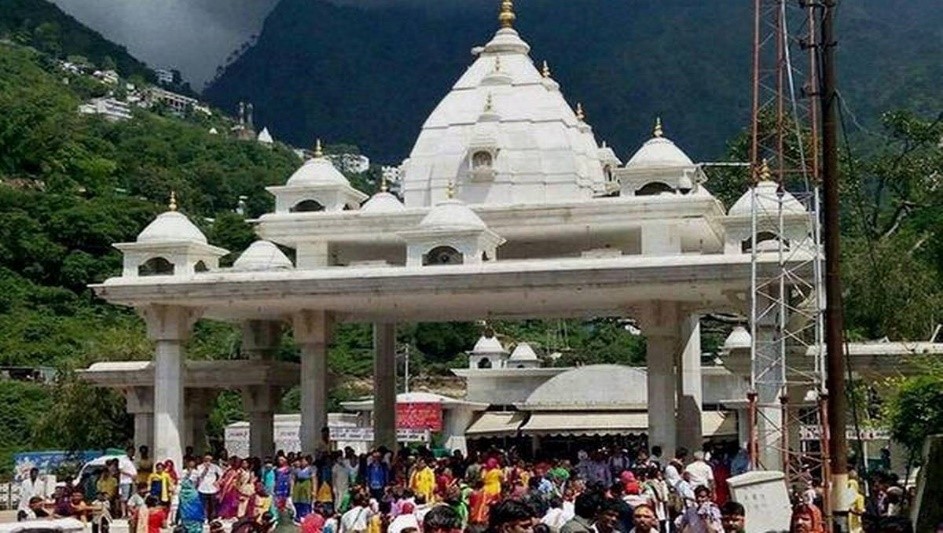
[204,0,943,164]
[0,0,153,79]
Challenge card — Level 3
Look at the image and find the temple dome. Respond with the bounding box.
[232,241,293,271]
[361,191,406,213]
[401,10,607,208]
[286,155,350,188]
[472,335,506,354]
[137,210,207,245]
[625,134,694,170]
[728,179,805,217]
[419,198,487,231]
[523,364,648,409]
[509,342,539,361]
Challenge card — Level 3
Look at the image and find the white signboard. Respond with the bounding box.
[799,425,890,441]
[224,423,429,457]
[726,471,791,533]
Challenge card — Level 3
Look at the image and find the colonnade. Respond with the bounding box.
[133,305,399,468]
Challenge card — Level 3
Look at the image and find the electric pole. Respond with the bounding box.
[820,0,850,523]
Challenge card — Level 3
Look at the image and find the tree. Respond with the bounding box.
[881,372,943,464]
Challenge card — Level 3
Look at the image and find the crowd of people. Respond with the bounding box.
[15,442,922,533]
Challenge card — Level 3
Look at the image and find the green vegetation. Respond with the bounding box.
[0,0,153,80]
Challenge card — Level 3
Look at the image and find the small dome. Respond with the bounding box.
[232,241,293,272]
[728,180,806,217]
[257,127,274,145]
[137,211,207,244]
[723,326,752,352]
[509,342,539,361]
[419,198,487,231]
[361,191,406,213]
[471,335,506,355]
[625,136,694,170]
[286,156,350,188]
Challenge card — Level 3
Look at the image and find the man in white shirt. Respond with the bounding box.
[664,448,687,490]
[118,447,137,517]
[340,494,373,533]
[195,454,223,521]
[683,451,714,491]
[17,468,45,513]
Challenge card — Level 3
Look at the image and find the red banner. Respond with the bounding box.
[396,402,443,431]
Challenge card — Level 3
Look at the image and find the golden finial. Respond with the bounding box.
[541,60,551,78]
[759,158,772,181]
[446,181,455,199]
[498,0,516,29]
[380,172,388,192]
[576,102,585,122]
[168,190,178,211]
[654,117,664,138]
[314,138,323,158]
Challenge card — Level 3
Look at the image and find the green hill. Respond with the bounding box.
[204,0,943,163]
[0,0,153,79]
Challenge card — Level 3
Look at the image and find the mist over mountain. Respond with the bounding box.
[49,0,279,85]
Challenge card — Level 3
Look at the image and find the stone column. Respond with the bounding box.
[294,310,332,453]
[242,320,282,360]
[640,302,680,458]
[126,387,154,452]
[242,386,280,458]
[184,389,215,455]
[373,322,397,451]
[677,314,704,454]
[142,305,200,467]
[753,292,785,471]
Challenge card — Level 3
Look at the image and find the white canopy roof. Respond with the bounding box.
[361,191,406,213]
[232,241,293,272]
[286,156,351,188]
[137,210,207,244]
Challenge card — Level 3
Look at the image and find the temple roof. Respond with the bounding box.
[522,364,648,410]
[401,3,607,207]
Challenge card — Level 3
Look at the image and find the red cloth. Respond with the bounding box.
[147,508,168,533]
[712,463,730,505]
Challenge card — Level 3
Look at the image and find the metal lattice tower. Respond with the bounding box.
[747,0,830,508]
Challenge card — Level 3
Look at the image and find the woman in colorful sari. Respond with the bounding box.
[315,455,334,516]
[177,479,205,533]
[274,456,293,509]
[292,456,315,520]
[237,459,259,518]
[217,457,242,520]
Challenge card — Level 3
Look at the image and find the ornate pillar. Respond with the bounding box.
[126,386,154,452]
[373,322,397,451]
[677,314,704,454]
[242,386,280,458]
[640,302,680,458]
[294,310,332,453]
[142,305,200,467]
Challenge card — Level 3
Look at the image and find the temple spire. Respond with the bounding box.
[653,117,664,138]
[498,0,516,29]
[168,190,178,212]
[576,102,585,122]
[314,138,323,158]
[542,60,551,78]
[759,158,772,181]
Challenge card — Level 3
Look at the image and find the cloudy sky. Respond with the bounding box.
[51,0,280,87]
